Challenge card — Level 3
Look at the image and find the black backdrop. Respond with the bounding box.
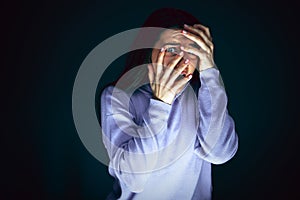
[3,0,300,199]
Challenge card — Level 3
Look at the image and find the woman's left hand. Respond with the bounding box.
[180,24,215,72]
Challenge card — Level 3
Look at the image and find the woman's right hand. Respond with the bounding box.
[147,47,192,105]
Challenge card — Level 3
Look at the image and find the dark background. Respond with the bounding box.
[3,0,300,199]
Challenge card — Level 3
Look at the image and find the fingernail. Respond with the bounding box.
[160,47,165,52]
[184,59,189,64]
[180,46,184,50]
[181,30,187,34]
[184,24,189,27]
[179,51,184,56]
[188,74,193,79]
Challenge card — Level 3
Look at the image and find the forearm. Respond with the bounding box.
[101,86,181,192]
[194,67,238,164]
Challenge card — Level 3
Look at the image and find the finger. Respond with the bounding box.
[157,47,165,65]
[159,51,184,87]
[172,74,193,92]
[169,59,190,83]
[157,50,185,88]
[166,51,184,69]
[181,46,215,71]
[181,30,212,54]
[147,64,154,87]
[180,45,206,59]
[184,24,212,43]
[184,24,214,50]
[160,50,184,83]
[192,24,212,40]
[155,47,165,83]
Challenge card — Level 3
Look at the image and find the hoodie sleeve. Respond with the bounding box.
[101,86,180,192]
[194,67,239,164]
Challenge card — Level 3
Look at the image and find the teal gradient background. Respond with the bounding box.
[3,0,299,199]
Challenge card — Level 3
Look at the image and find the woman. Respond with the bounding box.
[100,8,238,200]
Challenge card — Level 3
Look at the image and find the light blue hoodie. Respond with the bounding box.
[101,67,238,200]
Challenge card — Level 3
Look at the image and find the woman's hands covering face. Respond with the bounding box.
[147,24,215,104]
[181,24,215,71]
[147,48,192,105]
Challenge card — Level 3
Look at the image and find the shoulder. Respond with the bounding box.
[101,85,152,125]
[101,85,151,108]
[101,85,130,102]
[101,85,124,96]
[101,84,153,104]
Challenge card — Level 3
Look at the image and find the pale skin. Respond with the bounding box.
[147,24,215,104]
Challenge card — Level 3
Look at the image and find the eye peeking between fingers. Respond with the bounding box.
[165,46,181,57]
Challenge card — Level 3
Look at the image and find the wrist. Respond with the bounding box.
[152,95,173,105]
